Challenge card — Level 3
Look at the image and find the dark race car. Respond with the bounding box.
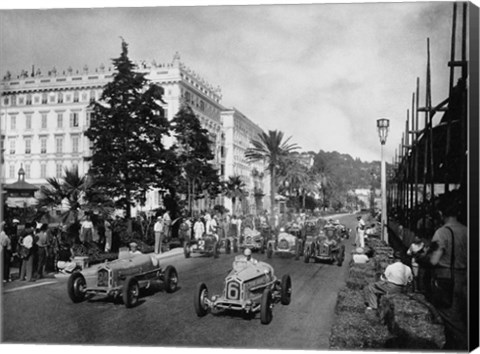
[303,226,345,266]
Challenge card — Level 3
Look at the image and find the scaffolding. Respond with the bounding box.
[388,2,468,238]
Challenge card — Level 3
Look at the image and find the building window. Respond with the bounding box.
[56,163,63,178]
[49,94,55,103]
[3,97,9,105]
[26,94,32,105]
[200,100,205,111]
[66,94,72,102]
[56,137,63,153]
[41,113,47,129]
[90,90,96,103]
[11,95,16,106]
[9,164,15,178]
[72,136,79,153]
[40,138,47,154]
[70,112,79,127]
[86,112,92,127]
[25,139,31,154]
[81,92,88,101]
[57,113,63,128]
[9,139,15,154]
[25,164,31,179]
[10,115,16,130]
[42,93,48,104]
[18,96,24,105]
[185,91,191,103]
[34,96,40,104]
[58,92,63,104]
[26,114,32,130]
[73,91,79,102]
[40,164,47,178]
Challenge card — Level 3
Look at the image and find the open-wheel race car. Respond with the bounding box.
[239,227,265,253]
[67,253,178,308]
[303,226,345,266]
[266,224,303,260]
[194,255,292,324]
[184,233,221,258]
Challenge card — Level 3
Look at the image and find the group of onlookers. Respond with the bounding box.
[350,190,467,350]
[1,219,78,283]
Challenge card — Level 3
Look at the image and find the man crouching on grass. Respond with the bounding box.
[364,251,412,312]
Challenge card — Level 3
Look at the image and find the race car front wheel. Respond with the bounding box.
[164,265,178,293]
[67,272,86,303]
[260,288,273,324]
[280,274,292,305]
[194,282,209,317]
[123,276,139,308]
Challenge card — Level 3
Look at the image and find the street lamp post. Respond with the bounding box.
[377,118,390,244]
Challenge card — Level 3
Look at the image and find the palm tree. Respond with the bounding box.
[245,130,299,225]
[223,175,247,215]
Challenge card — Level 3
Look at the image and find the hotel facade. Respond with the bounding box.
[0,54,270,215]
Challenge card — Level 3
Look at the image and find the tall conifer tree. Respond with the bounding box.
[85,40,170,218]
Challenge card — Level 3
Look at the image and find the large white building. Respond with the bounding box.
[221,108,270,215]
[0,54,269,214]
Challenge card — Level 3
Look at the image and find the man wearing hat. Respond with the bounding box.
[129,242,142,256]
[1,221,12,282]
[154,216,163,254]
[364,251,412,311]
[352,247,369,264]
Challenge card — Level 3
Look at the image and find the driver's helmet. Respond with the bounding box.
[244,248,252,257]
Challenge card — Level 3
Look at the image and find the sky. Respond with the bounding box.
[0,0,467,163]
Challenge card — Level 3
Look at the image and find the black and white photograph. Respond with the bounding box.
[0,0,478,352]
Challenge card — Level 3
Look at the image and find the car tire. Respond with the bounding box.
[194,282,209,317]
[123,276,139,308]
[67,272,86,303]
[184,241,191,258]
[280,274,292,305]
[233,239,238,253]
[225,239,231,254]
[267,245,273,259]
[164,265,178,293]
[213,242,219,258]
[303,246,310,263]
[260,288,273,325]
[295,241,301,260]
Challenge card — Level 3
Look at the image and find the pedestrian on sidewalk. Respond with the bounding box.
[154,216,163,254]
[19,222,35,282]
[104,219,112,253]
[80,214,94,244]
[1,221,12,282]
[364,251,412,311]
[406,235,426,292]
[35,223,50,279]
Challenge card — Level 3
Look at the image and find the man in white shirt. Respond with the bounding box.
[355,215,366,248]
[154,217,163,254]
[364,251,412,310]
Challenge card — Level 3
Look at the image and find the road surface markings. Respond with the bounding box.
[3,281,57,293]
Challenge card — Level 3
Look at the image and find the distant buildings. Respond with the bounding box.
[0,54,270,214]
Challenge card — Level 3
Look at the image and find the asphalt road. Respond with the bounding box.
[1,214,358,349]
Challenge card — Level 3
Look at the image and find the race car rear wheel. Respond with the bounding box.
[295,241,301,260]
[184,241,191,258]
[164,266,178,293]
[260,288,273,325]
[233,239,238,253]
[67,272,86,303]
[225,239,231,254]
[281,274,292,305]
[194,282,209,317]
[267,245,273,259]
[123,276,139,308]
[303,246,310,263]
[213,242,219,258]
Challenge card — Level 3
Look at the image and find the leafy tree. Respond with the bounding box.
[223,175,247,215]
[245,130,299,224]
[85,40,170,221]
[170,104,221,216]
